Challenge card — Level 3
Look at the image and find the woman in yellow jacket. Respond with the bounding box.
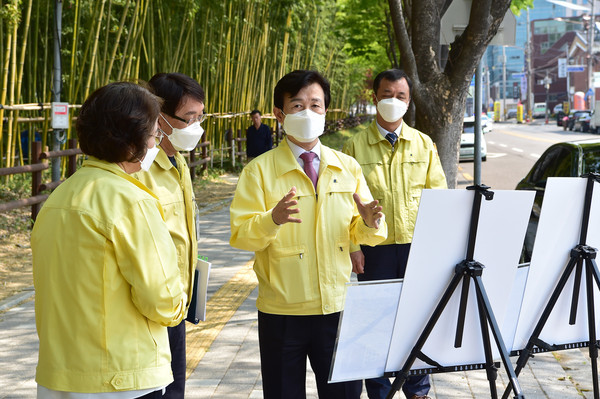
[31,82,187,398]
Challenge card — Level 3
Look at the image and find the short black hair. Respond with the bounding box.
[373,69,413,98]
[148,72,205,117]
[250,109,261,116]
[77,82,161,163]
[273,70,330,110]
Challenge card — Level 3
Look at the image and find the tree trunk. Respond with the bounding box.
[387,0,512,188]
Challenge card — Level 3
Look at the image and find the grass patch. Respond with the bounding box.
[320,120,371,151]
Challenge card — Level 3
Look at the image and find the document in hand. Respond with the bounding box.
[186,257,211,324]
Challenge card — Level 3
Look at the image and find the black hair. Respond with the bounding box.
[77,82,161,163]
[148,72,205,117]
[250,109,261,116]
[273,70,331,110]
[373,69,413,98]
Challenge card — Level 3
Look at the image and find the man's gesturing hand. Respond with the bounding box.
[272,187,302,225]
[353,193,383,229]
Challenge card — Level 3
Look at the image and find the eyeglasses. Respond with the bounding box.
[170,113,206,126]
[151,129,164,146]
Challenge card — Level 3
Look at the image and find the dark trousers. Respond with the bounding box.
[358,244,430,399]
[258,311,362,399]
[163,321,186,399]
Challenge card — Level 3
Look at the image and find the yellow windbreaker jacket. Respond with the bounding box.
[230,138,387,315]
[343,121,447,248]
[135,148,197,311]
[32,158,186,393]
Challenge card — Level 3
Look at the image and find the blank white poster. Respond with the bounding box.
[329,280,403,383]
[385,189,534,372]
[512,177,600,351]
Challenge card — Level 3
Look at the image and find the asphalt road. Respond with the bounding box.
[458,120,597,190]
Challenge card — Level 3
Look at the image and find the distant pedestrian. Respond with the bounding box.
[246,109,272,159]
[32,82,186,398]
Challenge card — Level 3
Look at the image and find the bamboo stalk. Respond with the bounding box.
[104,0,131,84]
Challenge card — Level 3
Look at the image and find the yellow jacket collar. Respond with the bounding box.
[154,147,181,170]
[83,156,159,201]
[367,120,414,146]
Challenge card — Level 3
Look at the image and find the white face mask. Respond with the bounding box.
[139,145,159,172]
[282,109,326,143]
[161,114,205,151]
[377,97,408,123]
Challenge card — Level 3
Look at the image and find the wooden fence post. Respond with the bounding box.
[275,123,281,146]
[68,138,78,176]
[227,129,235,167]
[31,141,42,222]
[201,135,208,175]
[189,147,197,182]
[237,129,243,164]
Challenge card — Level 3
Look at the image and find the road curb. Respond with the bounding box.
[0,286,34,312]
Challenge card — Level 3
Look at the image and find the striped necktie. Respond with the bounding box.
[385,132,398,147]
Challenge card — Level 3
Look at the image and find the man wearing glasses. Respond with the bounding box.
[136,72,206,399]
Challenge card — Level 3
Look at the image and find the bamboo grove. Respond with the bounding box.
[0,0,366,169]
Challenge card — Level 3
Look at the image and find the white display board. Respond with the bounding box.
[329,280,403,382]
[512,177,600,351]
[385,189,534,372]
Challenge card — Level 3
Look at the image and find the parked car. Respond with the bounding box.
[506,108,518,119]
[460,117,487,162]
[573,111,592,132]
[516,139,600,262]
[553,103,563,115]
[566,110,591,131]
[480,114,493,133]
[533,102,547,119]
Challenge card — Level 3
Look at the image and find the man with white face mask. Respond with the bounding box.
[342,69,447,399]
[230,70,388,399]
[135,72,205,399]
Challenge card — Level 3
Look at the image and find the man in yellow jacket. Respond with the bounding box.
[136,73,205,399]
[230,70,387,399]
[342,69,447,399]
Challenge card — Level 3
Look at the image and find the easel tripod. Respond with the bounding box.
[501,173,600,399]
[385,185,524,399]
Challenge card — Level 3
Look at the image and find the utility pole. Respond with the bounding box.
[526,8,533,121]
[474,62,482,185]
[589,0,596,108]
[502,45,507,121]
[52,0,63,182]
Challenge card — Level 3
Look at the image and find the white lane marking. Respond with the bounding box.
[499,143,508,148]
[486,153,507,159]
[530,153,540,158]
[488,140,495,145]
[512,147,524,152]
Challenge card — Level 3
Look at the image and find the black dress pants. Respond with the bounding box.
[163,320,186,399]
[258,311,362,399]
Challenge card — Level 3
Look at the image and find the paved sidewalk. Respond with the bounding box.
[0,195,597,398]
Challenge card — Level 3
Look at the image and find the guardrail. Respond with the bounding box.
[0,137,213,222]
[0,139,80,221]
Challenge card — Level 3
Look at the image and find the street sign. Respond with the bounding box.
[558,58,567,78]
[440,0,516,46]
[567,65,586,72]
[594,72,600,88]
[512,72,526,78]
[51,102,69,129]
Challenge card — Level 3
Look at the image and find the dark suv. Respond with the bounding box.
[516,139,600,262]
[566,110,591,131]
